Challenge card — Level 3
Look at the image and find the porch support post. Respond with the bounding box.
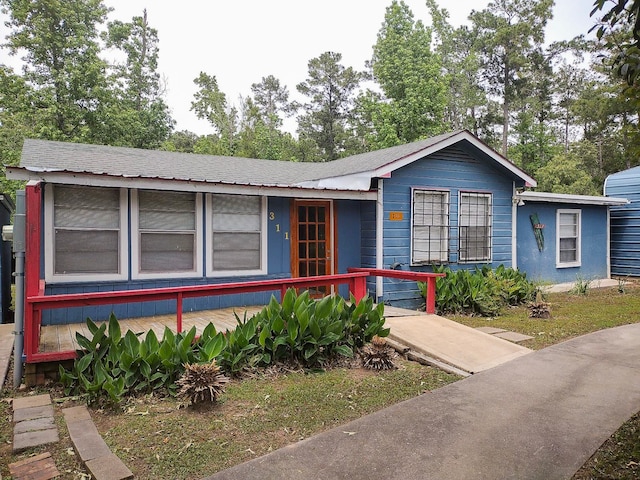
[25,181,42,361]
[375,179,384,300]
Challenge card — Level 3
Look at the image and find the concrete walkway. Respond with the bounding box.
[204,323,640,480]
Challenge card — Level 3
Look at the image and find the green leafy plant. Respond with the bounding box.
[59,290,389,403]
[571,276,591,295]
[419,265,536,316]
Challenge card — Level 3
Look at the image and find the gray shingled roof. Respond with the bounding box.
[13,130,533,190]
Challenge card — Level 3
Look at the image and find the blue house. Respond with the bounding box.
[514,191,627,284]
[0,194,15,324]
[604,167,640,277]
[6,130,621,323]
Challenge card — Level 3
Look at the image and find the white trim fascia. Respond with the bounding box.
[512,182,518,270]
[295,173,372,191]
[206,195,268,278]
[556,209,581,269]
[376,179,384,300]
[131,189,204,280]
[44,185,129,283]
[517,191,629,206]
[6,167,377,201]
[372,131,537,187]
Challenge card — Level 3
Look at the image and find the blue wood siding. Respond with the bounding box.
[516,202,609,283]
[43,197,291,325]
[605,167,640,276]
[336,200,363,297]
[380,145,515,308]
[359,200,377,296]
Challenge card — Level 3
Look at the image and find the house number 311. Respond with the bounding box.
[269,212,289,239]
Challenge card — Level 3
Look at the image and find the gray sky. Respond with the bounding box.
[7,1,598,135]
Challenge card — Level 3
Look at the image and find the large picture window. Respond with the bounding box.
[459,192,492,262]
[557,209,581,267]
[411,189,450,264]
[132,190,202,278]
[45,185,127,282]
[207,194,266,276]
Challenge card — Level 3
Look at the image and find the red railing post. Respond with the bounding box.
[350,276,367,302]
[176,293,183,332]
[25,182,42,361]
[425,277,437,314]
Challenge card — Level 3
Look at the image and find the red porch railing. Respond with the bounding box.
[347,268,445,315]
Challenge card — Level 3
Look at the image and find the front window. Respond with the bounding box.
[45,185,127,281]
[411,189,449,264]
[459,192,492,262]
[132,190,202,278]
[557,209,581,267]
[207,194,266,275]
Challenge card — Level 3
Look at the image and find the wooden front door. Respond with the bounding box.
[291,200,334,294]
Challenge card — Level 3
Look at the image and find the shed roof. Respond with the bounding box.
[6,130,536,195]
[516,191,629,206]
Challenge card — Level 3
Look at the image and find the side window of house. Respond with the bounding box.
[459,192,492,262]
[557,209,581,267]
[134,190,201,277]
[411,189,449,264]
[48,185,125,280]
[209,194,265,275]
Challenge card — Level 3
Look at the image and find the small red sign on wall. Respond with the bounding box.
[389,211,403,221]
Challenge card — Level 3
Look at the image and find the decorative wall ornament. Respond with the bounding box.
[529,213,545,251]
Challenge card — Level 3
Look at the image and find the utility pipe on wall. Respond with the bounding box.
[13,190,25,388]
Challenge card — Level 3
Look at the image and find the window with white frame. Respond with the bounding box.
[557,209,581,267]
[132,190,202,278]
[207,194,266,275]
[45,185,127,281]
[411,189,450,264]
[459,192,492,262]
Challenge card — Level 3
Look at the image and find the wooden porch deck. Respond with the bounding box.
[39,305,266,353]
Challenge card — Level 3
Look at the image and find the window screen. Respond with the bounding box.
[459,192,492,262]
[412,190,449,264]
[138,190,196,272]
[558,211,580,265]
[53,186,120,274]
[211,194,262,271]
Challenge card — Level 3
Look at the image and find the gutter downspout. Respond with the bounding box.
[376,179,384,300]
[13,190,25,388]
[607,207,612,278]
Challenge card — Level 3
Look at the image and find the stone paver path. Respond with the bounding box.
[63,405,134,480]
[12,394,58,452]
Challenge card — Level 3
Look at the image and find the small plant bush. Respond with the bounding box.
[59,289,389,404]
[419,264,536,316]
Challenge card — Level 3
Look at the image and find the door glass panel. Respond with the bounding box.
[309,242,316,258]
[309,262,317,276]
[299,262,307,276]
[318,263,326,275]
[318,208,325,222]
[309,224,316,239]
[299,243,307,259]
[299,224,307,240]
[318,224,325,240]
[319,242,326,258]
[298,206,306,222]
[309,207,316,222]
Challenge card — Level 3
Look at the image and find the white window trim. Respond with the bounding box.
[410,188,450,266]
[556,209,581,268]
[44,184,128,283]
[206,194,268,277]
[458,191,493,264]
[131,189,203,280]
